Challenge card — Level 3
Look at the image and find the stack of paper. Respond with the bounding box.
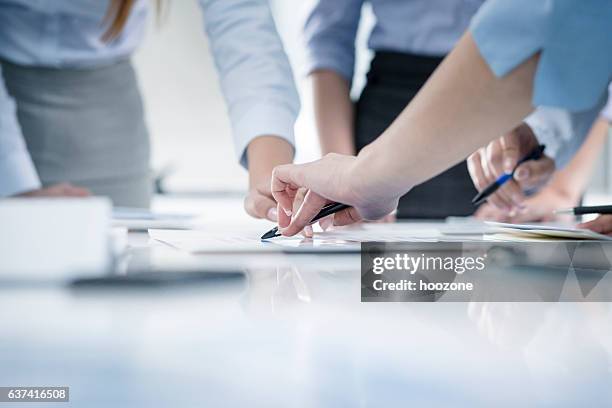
[484,222,612,241]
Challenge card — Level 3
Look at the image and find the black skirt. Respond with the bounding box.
[354,51,477,219]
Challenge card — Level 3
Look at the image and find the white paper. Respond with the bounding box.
[485,221,612,241]
[149,224,441,254]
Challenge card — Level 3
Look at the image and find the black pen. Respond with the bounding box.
[555,205,612,216]
[261,202,350,240]
[472,144,546,206]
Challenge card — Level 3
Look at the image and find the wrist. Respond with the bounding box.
[354,144,411,203]
[247,135,294,188]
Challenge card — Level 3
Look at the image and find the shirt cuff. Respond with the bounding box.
[0,150,41,196]
[524,111,563,166]
[601,84,612,122]
[233,104,297,169]
[303,49,355,83]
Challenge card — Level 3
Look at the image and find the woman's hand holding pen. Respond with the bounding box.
[467,123,555,212]
[271,153,399,237]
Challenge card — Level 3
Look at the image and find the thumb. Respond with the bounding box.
[244,192,278,221]
[513,156,555,189]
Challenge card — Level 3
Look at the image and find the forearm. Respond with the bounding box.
[200,0,300,168]
[543,118,610,203]
[356,33,537,198]
[311,70,356,156]
[247,135,294,186]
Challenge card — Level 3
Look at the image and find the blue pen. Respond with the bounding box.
[472,144,546,206]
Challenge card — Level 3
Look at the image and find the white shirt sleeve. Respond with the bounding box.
[600,83,612,122]
[0,64,41,196]
[525,91,608,169]
[198,0,300,168]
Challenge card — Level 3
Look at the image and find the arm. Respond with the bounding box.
[304,0,364,156]
[525,102,607,170]
[271,0,612,236]
[312,70,355,155]
[198,0,300,220]
[576,96,612,234]
[466,90,608,215]
[0,64,41,196]
[529,118,608,210]
[272,32,540,235]
[476,117,609,222]
[0,64,90,198]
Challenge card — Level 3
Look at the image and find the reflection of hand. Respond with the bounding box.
[467,123,555,212]
[579,215,612,235]
[475,186,576,224]
[271,153,399,237]
[16,182,91,198]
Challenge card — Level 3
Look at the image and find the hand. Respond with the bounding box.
[245,181,318,237]
[16,182,91,198]
[475,186,577,223]
[244,177,279,222]
[467,123,555,212]
[578,215,612,235]
[271,153,399,236]
[245,135,294,221]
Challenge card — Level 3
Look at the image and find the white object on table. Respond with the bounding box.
[0,198,112,280]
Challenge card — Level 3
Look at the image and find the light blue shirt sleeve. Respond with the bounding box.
[303,0,365,83]
[0,0,109,19]
[198,0,300,168]
[471,0,612,112]
[0,64,40,196]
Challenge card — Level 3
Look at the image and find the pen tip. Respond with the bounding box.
[261,227,280,240]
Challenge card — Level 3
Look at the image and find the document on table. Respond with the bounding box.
[113,207,198,230]
[149,224,442,254]
[485,221,612,241]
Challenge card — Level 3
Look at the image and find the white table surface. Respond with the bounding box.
[1,196,611,407]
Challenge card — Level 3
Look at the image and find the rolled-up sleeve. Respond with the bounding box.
[198,0,300,168]
[0,64,40,196]
[303,0,364,83]
[470,0,612,112]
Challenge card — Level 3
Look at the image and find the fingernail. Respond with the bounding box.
[304,225,313,238]
[515,168,529,180]
[267,207,278,221]
[504,159,515,173]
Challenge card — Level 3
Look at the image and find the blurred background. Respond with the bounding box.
[133,0,610,197]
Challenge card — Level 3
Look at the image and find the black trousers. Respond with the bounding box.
[355,51,477,219]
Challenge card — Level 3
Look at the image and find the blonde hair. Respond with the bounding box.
[103,0,162,42]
